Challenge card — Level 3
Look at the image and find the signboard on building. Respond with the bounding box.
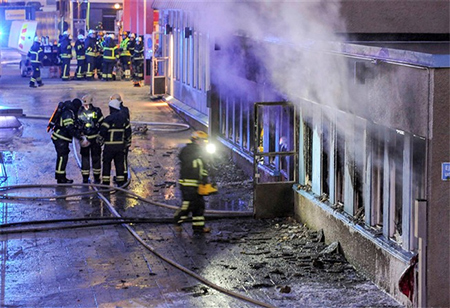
[5,9,26,20]
[442,162,450,181]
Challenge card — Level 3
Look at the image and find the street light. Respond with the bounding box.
[114,3,121,9]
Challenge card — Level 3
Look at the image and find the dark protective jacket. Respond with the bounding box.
[51,100,82,142]
[77,105,104,140]
[120,104,131,147]
[99,109,131,146]
[132,41,144,61]
[58,37,72,59]
[127,39,136,56]
[96,36,105,55]
[84,36,97,57]
[28,42,44,64]
[178,142,209,187]
[74,39,85,60]
[103,38,118,63]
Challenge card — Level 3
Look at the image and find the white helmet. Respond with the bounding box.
[81,94,92,105]
[109,99,121,110]
[109,34,115,40]
[34,36,41,43]
[109,93,122,102]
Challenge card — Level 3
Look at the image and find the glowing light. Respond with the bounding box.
[206,143,216,154]
[114,3,121,9]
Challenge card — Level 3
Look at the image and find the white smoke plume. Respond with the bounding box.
[197,0,351,111]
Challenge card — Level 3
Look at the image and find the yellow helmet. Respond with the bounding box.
[191,131,208,141]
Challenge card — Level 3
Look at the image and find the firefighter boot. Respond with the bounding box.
[193,226,211,234]
[29,81,37,88]
[57,178,74,184]
[82,175,90,184]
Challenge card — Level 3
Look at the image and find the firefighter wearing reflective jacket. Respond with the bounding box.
[77,95,104,183]
[74,34,86,80]
[174,131,212,234]
[84,30,97,80]
[109,93,130,178]
[58,31,72,81]
[102,34,118,81]
[98,99,131,186]
[119,31,131,80]
[51,99,84,183]
[132,36,144,87]
[28,36,44,88]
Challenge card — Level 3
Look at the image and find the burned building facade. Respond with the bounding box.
[151,1,450,307]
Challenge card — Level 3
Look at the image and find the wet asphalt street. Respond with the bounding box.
[0,49,403,307]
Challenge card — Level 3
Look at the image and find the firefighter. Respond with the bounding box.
[28,36,44,88]
[119,31,131,80]
[74,34,86,80]
[109,93,130,178]
[77,94,104,183]
[58,31,72,81]
[84,30,97,80]
[51,99,86,183]
[95,31,105,79]
[102,34,119,81]
[127,33,136,76]
[98,99,132,186]
[174,131,212,234]
[132,36,144,87]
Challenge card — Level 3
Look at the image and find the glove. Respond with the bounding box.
[80,136,90,148]
[96,135,104,146]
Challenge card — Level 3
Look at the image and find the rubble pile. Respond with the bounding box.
[206,217,362,292]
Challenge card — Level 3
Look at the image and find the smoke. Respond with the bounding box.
[197,0,351,112]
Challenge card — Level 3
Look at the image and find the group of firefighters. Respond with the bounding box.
[28,30,145,87]
[48,92,212,234]
[49,93,131,187]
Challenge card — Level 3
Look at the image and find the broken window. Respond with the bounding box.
[321,114,330,197]
[303,113,313,187]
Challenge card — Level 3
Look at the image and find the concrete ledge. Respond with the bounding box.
[294,186,413,307]
[0,106,23,117]
[164,95,208,131]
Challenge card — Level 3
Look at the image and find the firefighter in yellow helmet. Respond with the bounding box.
[174,131,214,234]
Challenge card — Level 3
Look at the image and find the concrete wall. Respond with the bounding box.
[340,0,450,34]
[294,190,412,307]
[426,68,450,307]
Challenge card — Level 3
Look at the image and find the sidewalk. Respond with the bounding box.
[0,58,403,307]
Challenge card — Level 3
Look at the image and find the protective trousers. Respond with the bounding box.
[80,141,101,182]
[61,58,71,80]
[102,61,115,81]
[173,186,206,231]
[102,144,125,185]
[76,59,86,79]
[85,55,96,79]
[120,56,131,80]
[95,56,102,77]
[30,63,43,86]
[132,60,143,81]
[53,138,70,180]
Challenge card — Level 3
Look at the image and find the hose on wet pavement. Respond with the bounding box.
[0,183,253,216]
[1,118,273,308]
[21,114,191,132]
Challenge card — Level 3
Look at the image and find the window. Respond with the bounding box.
[297,105,426,251]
